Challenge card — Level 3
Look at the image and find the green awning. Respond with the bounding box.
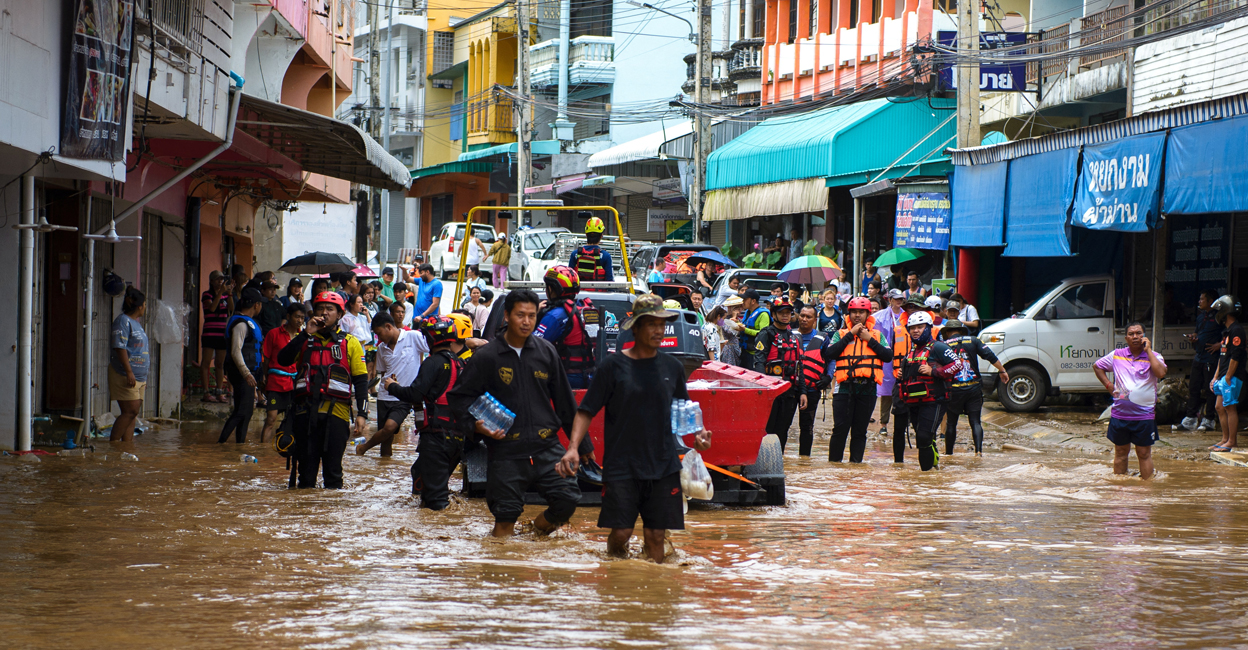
[411,161,493,179]
[706,97,957,192]
[430,61,467,81]
[457,140,560,162]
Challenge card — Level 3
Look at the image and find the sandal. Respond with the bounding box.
[1211,445,1232,452]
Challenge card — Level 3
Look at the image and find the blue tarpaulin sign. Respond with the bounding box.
[937,32,1029,92]
[1072,132,1165,231]
[894,192,951,250]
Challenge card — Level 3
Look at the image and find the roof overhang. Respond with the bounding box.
[236,95,411,191]
[457,140,560,162]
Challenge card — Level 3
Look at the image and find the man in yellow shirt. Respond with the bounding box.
[277,291,369,489]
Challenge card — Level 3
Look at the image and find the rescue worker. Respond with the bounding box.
[940,319,1007,456]
[896,311,963,471]
[889,295,934,463]
[448,289,581,538]
[569,214,614,282]
[738,289,770,370]
[535,266,597,389]
[751,296,803,451]
[824,297,893,462]
[796,305,833,457]
[276,292,370,489]
[383,316,468,509]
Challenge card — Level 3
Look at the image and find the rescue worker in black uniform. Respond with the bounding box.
[383,316,469,509]
[534,265,599,477]
[751,296,803,451]
[276,291,370,489]
[796,305,833,457]
[896,310,963,470]
[940,319,1008,457]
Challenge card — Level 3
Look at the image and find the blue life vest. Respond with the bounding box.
[226,314,262,372]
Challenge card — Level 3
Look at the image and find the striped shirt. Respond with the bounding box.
[201,291,230,340]
[1094,347,1166,420]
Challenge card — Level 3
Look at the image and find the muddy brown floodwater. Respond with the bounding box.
[3,423,1248,649]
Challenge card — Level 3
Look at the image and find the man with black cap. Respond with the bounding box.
[939,319,1008,456]
[752,296,803,451]
[738,289,770,370]
[219,288,265,444]
[560,294,711,562]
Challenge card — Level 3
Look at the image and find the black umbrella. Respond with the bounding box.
[279,252,357,274]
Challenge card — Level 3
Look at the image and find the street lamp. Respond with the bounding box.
[624,0,697,42]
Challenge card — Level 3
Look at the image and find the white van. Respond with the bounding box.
[978,274,1194,412]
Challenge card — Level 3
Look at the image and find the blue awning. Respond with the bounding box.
[1003,148,1079,257]
[950,162,1007,247]
[1163,114,1248,215]
[457,140,560,162]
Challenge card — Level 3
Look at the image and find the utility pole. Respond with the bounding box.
[692,0,712,243]
[553,0,575,139]
[380,0,395,269]
[516,0,531,214]
[956,0,980,148]
[368,0,381,258]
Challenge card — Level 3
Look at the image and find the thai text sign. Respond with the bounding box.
[937,32,1028,92]
[648,208,687,233]
[894,192,951,250]
[1072,132,1165,232]
[62,0,135,160]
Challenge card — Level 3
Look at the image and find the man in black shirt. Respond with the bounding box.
[448,290,581,538]
[939,320,1007,456]
[384,316,467,509]
[1210,295,1247,451]
[560,295,711,563]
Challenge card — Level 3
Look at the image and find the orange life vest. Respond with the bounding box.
[893,312,940,378]
[833,315,886,384]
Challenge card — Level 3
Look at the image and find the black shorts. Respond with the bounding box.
[265,390,292,412]
[377,400,413,428]
[1107,417,1158,447]
[598,472,684,531]
[202,335,228,351]
[946,387,984,417]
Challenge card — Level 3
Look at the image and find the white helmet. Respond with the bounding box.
[908,311,934,327]
[924,295,944,309]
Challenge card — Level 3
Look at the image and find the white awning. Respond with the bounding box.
[703,178,828,221]
[587,122,694,169]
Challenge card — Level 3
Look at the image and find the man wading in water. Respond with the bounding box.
[560,295,712,562]
[1093,322,1167,479]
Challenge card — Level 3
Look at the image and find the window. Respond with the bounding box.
[432,32,454,75]
[449,90,463,141]
[849,0,859,27]
[571,0,612,38]
[753,2,765,38]
[788,0,798,42]
[809,0,819,37]
[1045,283,1108,319]
[871,0,881,22]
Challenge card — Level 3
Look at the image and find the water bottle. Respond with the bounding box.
[121,452,138,461]
[350,436,366,446]
[240,454,258,464]
[692,401,703,433]
[671,400,678,434]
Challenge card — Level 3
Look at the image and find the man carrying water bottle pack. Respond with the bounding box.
[448,290,583,538]
[561,294,712,563]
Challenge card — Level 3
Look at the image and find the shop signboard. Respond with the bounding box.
[937,32,1028,92]
[1072,132,1165,232]
[666,219,693,243]
[1165,214,1231,308]
[648,208,686,233]
[894,192,952,250]
[62,0,136,160]
[652,178,684,201]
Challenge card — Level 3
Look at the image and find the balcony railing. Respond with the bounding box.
[137,0,206,56]
[531,36,615,87]
[466,88,515,140]
[728,40,763,80]
[1142,0,1248,35]
[1079,5,1128,70]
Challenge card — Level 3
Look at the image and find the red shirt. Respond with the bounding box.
[262,326,298,392]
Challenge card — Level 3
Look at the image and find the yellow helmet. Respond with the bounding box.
[446,313,474,340]
[584,216,605,235]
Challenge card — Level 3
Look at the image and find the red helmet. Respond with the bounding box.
[847,297,873,312]
[313,291,346,312]
[544,265,580,299]
[419,316,460,348]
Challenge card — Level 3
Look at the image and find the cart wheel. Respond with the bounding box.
[763,480,786,506]
[744,434,786,506]
[462,445,488,498]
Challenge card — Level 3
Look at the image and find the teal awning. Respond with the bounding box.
[457,140,560,162]
[706,97,957,191]
[411,161,493,179]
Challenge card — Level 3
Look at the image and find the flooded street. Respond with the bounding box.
[4,423,1248,649]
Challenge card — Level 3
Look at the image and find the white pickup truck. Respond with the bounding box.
[979,274,1195,412]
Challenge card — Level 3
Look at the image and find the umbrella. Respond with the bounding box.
[872,247,926,268]
[279,252,356,274]
[311,262,378,279]
[685,251,738,268]
[777,255,841,285]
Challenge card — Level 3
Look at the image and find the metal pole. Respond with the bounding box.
[556,0,571,134]
[852,196,862,304]
[81,237,95,445]
[692,0,712,243]
[956,0,980,148]
[516,0,531,208]
[380,0,395,270]
[18,175,35,452]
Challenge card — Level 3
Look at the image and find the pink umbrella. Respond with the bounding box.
[311,262,377,279]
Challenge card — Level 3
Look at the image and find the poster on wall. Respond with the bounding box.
[648,208,686,233]
[894,192,951,250]
[666,219,693,243]
[1165,214,1230,313]
[61,0,135,161]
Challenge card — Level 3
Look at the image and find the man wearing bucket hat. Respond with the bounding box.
[939,319,1008,457]
[560,294,711,563]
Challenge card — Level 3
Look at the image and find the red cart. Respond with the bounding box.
[462,361,790,506]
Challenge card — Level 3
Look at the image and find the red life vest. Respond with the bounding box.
[801,349,829,391]
[899,344,947,404]
[421,349,463,431]
[574,245,607,281]
[764,327,802,382]
[554,298,596,378]
[293,330,353,404]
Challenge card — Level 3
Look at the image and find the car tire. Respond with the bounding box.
[439,259,449,280]
[999,364,1048,413]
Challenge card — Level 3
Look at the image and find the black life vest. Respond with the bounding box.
[421,349,463,431]
[553,298,596,378]
[574,245,607,281]
[293,329,353,404]
[764,327,802,383]
[900,344,947,404]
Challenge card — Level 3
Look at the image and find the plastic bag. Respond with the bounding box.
[680,449,714,501]
[150,299,191,346]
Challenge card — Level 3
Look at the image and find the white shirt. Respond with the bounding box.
[376,329,429,402]
[343,312,371,346]
[959,303,980,324]
[466,237,484,265]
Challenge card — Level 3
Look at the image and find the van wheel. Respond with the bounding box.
[439,260,450,280]
[1000,365,1047,413]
